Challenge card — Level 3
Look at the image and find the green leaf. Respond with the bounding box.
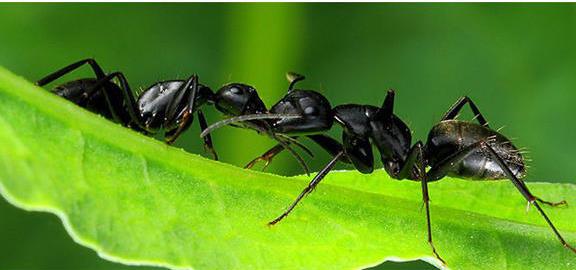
[0,66,574,270]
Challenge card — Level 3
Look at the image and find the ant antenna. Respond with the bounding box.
[200,113,302,138]
[286,72,305,91]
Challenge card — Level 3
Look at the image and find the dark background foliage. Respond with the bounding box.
[0,3,575,270]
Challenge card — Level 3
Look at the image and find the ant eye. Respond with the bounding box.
[229,87,241,95]
[304,106,318,116]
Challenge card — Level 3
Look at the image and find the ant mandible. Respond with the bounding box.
[201,72,350,175]
[263,90,573,263]
[35,58,218,159]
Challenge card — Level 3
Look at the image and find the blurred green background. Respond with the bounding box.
[1,3,575,270]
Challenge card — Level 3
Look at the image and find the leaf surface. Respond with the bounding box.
[0,67,574,270]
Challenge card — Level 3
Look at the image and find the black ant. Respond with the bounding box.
[201,72,350,175]
[222,89,573,264]
[35,58,218,159]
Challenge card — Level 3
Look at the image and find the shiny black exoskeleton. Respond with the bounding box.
[36,58,218,159]
[202,73,349,174]
[266,90,574,264]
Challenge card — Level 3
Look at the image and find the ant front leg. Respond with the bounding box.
[245,144,285,170]
[36,58,106,86]
[244,134,350,170]
[441,96,489,127]
[244,136,313,172]
[269,133,311,176]
[269,151,345,225]
[198,109,218,160]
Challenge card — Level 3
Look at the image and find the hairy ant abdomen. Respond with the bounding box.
[426,120,526,181]
[51,78,126,123]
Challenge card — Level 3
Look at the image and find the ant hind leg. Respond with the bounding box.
[518,180,567,207]
[441,96,489,127]
[430,140,576,255]
[37,58,106,86]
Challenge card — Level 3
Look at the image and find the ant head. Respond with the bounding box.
[213,83,267,116]
[269,90,333,134]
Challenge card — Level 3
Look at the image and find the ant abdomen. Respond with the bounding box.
[426,120,526,180]
[52,78,124,120]
[36,58,219,159]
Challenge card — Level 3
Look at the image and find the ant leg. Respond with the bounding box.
[441,96,489,126]
[535,197,567,207]
[422,140,549,263]
[307,135,351,164]
[276,135,314,157]
[395,141,424,179]
[480,143,576,253]
[37,58,106,86]
[269,151,345,225]
[198,109,218,160]
[517,180,567,207]
[84,74,128,124]
[270,133,310,176]
[421,171,447,265]
[342,132,374,174]
[426,140,488,181]
[163,75,216,148]
[428,139,544,203]
[164,75,197,144]
[244,135,312,173]
[245,134,350,170]
[87,72,145,130]
[164,75,198,126]
[422,140,501,264]
[245,144,285,170]
[428,140,576,254]
[164,111,193,145]
[392,141,447,264]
